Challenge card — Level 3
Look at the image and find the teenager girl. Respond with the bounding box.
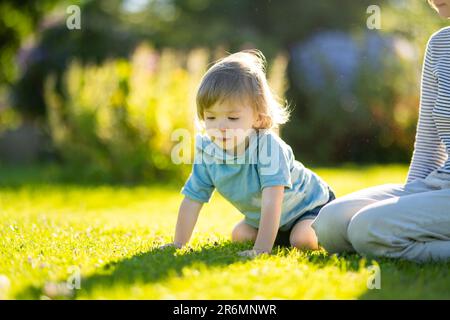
[312,0,450,262]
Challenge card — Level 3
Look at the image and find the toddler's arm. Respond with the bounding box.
[253,185,284,253]
[162,196,204,248]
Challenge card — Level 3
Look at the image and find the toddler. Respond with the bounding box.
[162,50,335,257]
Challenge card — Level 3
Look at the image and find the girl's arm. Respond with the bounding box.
[406,35,447,183]
[166,196,204,248]
[252,185,285,253]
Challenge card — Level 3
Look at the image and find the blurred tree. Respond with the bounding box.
[150,0,376,55]
[4,0,449,167]
[12,0,142,118]
[9,0,378,118]
[0,0,59,86]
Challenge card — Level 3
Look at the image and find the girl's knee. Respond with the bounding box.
[312,201,346,231]
[347,210,378,255]
[311,202,348,245]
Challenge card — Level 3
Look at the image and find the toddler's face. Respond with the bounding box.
[203,99,262,153]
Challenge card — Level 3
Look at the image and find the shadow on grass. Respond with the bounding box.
[14,240,450,299]
[358,258,450,300]
[16,242,369,299]
[15,241,256,299]
[305,252,450,299]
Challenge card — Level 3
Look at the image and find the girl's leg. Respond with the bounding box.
[231,219,258,243]
[347,188,450,262]
[289,219,319,250]
[311,180,429,253]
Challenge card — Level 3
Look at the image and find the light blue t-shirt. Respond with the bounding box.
[180,129,332,231]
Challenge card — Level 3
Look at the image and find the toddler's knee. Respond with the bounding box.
[231,222,257,243]
[289,236,318,251]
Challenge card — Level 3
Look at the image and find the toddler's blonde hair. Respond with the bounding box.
[196,49,290,130]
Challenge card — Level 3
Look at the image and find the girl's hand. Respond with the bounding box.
[237,248,271,257]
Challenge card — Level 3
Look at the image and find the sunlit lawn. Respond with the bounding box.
[0,164,449,299]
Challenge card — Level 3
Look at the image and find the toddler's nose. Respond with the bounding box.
[218,123,228,132]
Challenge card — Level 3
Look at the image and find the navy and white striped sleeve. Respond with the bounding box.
[406,33,448,183]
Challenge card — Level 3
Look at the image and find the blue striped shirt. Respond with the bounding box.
[180,129,332,231]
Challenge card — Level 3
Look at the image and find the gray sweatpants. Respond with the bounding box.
[311,170,450,262]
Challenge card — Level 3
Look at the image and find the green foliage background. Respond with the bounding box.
[1,0,449,182]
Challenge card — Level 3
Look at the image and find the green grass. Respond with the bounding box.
[0,164,449,299]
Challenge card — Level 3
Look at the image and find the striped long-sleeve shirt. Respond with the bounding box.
[407,27,450,183]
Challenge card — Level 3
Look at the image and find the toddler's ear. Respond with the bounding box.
[254,113,270,129]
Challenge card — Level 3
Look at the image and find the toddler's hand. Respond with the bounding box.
[237,248,270,257]
[159,242,183,250]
